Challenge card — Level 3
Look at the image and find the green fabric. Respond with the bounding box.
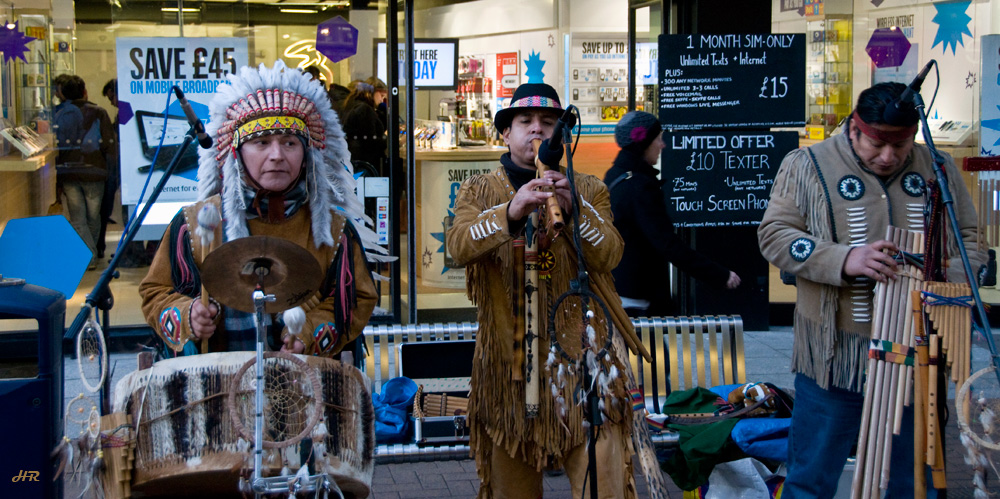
[659,387,746,491]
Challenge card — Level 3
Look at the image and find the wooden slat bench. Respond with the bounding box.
[362,315,745,463]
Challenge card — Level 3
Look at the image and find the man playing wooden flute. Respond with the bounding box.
[446,83,642,498]
[758,82,985,498]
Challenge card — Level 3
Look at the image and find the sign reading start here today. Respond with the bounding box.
[375,38,458,90]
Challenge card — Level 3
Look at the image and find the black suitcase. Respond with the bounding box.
[398,339,475,447]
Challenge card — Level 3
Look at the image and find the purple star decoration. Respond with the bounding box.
[316,16,358,63]
[0,22,37,64]
[866,27,911,68]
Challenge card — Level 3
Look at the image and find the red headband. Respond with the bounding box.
[851,111,918,143]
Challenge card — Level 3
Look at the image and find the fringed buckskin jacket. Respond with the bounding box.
[139,195,378,357]
[758,131,984,392]
[446,165,635,481]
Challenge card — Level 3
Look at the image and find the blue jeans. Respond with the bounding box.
[784,373,935,499]
[63,180,104,260]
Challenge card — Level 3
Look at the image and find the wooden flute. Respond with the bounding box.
[531,138,565,232]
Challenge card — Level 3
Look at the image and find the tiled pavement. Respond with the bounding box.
[62,327,992,497]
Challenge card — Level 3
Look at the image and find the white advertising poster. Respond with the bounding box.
[116,37,249,206]
[418,160,495,288]
[376,39,458,89]
[569,34,629,134]
[982,34,1000,156]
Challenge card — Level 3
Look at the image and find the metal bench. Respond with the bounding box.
[362,315,745,463]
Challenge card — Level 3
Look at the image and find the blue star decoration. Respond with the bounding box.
[0,22,36,63]
[982,105,1000,148]
[524,51,546,83]
[931,0,972,55]
[429,210,454,274]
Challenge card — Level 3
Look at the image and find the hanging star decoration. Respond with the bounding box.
[524,50,546,83]
[422,247,433,269]
[548,34,555,48]
[965,71,976,89]
[930,0,972,55]
[0,22,37,64]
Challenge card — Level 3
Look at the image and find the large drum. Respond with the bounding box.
[112,352,374,498]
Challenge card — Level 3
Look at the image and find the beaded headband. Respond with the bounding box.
[233,116,308,149]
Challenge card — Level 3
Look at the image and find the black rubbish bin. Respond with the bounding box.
[0,281,65,498]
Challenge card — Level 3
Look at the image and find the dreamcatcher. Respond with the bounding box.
[55,393,105,497]
[956,365,1000,497]
[76,313,108,393]
[227,351,323,450]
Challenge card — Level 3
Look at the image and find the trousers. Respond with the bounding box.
[487,423,629,498]
[784,373,938,499]
[63,180,104,262]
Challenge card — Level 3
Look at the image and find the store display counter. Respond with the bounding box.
[0,149,57,232]
[415,146,506,290]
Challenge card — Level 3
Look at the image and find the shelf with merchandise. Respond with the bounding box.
[11,13,52,130]
[805,15,853,138]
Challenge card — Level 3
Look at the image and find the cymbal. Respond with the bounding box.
[201,236,322,314]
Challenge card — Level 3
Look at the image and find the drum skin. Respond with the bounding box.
[112,352,374,498]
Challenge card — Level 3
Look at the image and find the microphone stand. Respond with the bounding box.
[912,91,1000,387]
[548,117,606,499]
[65,127,198,414]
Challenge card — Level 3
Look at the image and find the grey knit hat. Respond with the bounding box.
[615,111,661,152]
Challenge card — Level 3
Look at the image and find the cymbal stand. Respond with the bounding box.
[242,280,343,498]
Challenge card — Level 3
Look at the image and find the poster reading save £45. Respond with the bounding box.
[116,37,248,205]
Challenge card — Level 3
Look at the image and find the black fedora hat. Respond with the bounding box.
[493,83,563,133]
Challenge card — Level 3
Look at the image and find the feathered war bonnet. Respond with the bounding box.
[197,60,388,263]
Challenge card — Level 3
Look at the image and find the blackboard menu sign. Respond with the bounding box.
[662,130,798,227]
[658,34,806,129]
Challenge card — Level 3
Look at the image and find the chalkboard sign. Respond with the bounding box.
[658,34,806,130]
[662,130,798,227]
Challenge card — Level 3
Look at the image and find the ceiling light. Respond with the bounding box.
[161,7,200,12]
[279,8,317,14]
[282,34,290,39]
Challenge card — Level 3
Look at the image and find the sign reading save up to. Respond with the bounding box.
[375,38,458,90]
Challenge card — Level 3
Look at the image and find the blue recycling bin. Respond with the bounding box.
[0,282,65,498]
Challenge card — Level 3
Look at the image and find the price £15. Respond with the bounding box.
[759,76,789,98]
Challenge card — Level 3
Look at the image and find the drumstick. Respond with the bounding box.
[196,204,221,354]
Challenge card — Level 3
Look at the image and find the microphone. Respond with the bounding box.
[172,86,213,149]
[536,105,577,168]
[899,59,934,105]
[883,60,934,125]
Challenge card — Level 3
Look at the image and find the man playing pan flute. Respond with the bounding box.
[446,83,646,498]
[140,61,385,359]
[758,82,985,497]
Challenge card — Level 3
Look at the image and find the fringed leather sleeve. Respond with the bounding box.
[291,217,378,357]
[757,147,852,287]
[572,174,624,273]
[445,174,515,268]
[138,211,198,352]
